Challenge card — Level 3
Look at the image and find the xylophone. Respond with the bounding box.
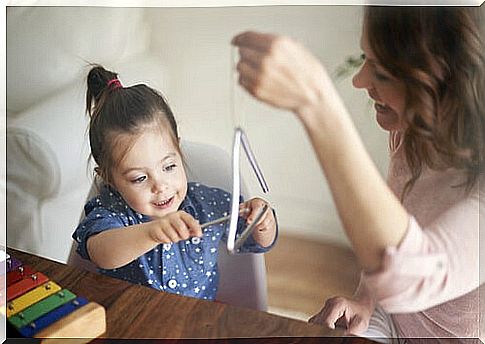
[4,253,106,342]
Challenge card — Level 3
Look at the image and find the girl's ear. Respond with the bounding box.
[94,166,111,186]
[94,167,106,181]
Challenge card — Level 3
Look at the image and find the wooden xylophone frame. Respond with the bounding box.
[5,254,106,343]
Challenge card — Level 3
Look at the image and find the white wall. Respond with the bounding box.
[7,6,151,115]
[7,6,390,259]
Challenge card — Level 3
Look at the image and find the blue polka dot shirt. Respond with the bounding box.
[72,182,278,300]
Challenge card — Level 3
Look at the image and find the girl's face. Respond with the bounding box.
[110,127,187,219]
[352,25,407,131]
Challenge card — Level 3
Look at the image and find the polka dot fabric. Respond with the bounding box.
[72,182,277,300]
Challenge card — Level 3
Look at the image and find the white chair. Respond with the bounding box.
[67,140,268,311]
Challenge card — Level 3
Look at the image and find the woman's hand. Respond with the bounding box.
[309,296,375,335]
[240,197,276,247]
[231,31,332,117]
[149,211,202,244]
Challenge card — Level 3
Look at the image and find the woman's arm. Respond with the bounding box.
[363,192,482,312]
[298,98,409,271]
[232,31,409,271]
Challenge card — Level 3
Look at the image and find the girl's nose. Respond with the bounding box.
[152,178,168,194]
[352,62,370,90]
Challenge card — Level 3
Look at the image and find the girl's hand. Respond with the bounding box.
[240,198,276,247]
[149,211,202,244]
[231,31,332,117]
[308,296,374,335]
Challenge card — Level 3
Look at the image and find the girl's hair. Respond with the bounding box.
[86,65,181,185]
[365,7,484,198]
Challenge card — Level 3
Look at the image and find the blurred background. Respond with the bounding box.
[6,5,389,319]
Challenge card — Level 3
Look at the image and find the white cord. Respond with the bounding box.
[231,46,244,129]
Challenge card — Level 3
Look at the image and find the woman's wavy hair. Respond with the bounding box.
[85,64,181,185]
[365,7,484,199]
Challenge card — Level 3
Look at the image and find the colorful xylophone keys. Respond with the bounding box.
[5,254,106,342]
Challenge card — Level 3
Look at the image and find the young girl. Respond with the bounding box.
[72,65,278,301]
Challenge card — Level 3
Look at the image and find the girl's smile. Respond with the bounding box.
[152,196,175,209]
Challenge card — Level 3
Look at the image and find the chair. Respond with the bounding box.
[67,140,268,311]
[7,85,92,263]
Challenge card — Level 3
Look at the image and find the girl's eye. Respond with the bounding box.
[131,176,146,183]
[163,164,177,172]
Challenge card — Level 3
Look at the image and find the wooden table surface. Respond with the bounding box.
[7,248,373,342]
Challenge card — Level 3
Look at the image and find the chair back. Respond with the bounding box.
[67,140,268,311]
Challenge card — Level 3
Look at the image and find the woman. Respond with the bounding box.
[232,7,484,341]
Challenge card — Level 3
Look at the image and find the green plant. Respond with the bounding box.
[333,54,364,80]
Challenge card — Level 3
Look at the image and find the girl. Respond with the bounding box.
[232,6,483,342]
[72,65,278,301]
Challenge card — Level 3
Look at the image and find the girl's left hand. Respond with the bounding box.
[240,197,276,247]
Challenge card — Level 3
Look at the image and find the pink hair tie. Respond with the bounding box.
[107,78,122,89]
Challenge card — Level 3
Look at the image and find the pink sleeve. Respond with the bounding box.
[360,194,481,314]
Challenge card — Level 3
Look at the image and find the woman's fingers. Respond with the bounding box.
[309,307,339,330]
[346,314,368,335]
[308,316,319,324]
[309,297,371,335]
[236,61,267,99]
[232,30,333,116]
[317,298,348,330]
[308,311,323,324]
[232,31,277,52]
[238,46,265,70]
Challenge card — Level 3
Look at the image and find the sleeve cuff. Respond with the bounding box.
[360,216,448,313]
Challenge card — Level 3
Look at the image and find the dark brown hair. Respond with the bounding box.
[365,7,484,198]
[86,65,180,185]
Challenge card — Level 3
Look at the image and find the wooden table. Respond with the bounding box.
[7,248,373,342]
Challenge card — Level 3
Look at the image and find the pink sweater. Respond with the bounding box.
[361,132,483,340]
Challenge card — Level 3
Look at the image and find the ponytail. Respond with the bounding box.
[86,65,120,119]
